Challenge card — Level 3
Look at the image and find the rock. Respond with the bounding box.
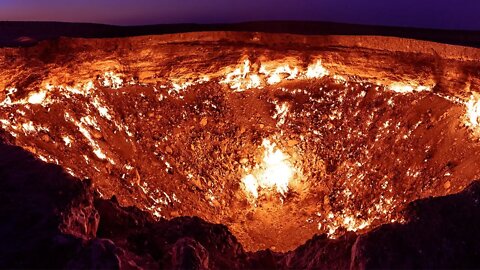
[41,134,50,142]
[350,181,480,269]
[323,195,330,205]
[65,239,121,270]
[200,117,208,126]
[192,178,203,190]
[212,199,221,208]
[92,130,103,139]
[171,238,209,270]
[444,181,451,189]
[0,142,104,269]
[287,140,299,146]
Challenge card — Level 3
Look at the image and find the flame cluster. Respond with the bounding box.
[241,138,297,200]
[220,59,329,92]
[466,94,480,128]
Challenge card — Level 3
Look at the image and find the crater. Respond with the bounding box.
[2,33,480,251]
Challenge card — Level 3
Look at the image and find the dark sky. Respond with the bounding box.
[1,0,480,30]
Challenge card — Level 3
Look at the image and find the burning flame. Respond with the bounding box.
[27,91,47,104]
[466,94,480,128]
[389,83,431,94]
[241,138,296,199]
[220,59,260,92]
[306,60,329,79]
[101,71,124,89]
[221,59,329,91]
[264,65,299,85]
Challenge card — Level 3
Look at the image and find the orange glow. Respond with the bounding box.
[241,138,297,199]
[466,94,480,128]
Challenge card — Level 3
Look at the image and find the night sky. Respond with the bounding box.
[1,0,480,30]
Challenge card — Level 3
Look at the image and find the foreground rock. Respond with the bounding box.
[350,181,480,269]
[1,139,480,269]
[0,140,116,268]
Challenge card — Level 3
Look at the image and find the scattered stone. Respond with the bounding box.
[444,181,451,189]
[200,117,208,126]
[212,200,221,208]
[41,134,50,142]
[192,178,203,190]
[92,130,103,139]
[287,140,299,146]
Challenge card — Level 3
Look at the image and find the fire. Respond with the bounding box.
[265,65,299,85]
[306,60,329,79]
[62,136,73,147]
[220,59,258,92]
[241,138,296,199]
[388,83,431,94]
[27,90,47,104]
[466,94,480,127]
[101,71,124,89]
[221,58,329,91]
[242,174,259,198]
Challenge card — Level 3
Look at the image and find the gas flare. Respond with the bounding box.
[466,94,480,128]
[241,138,296,199]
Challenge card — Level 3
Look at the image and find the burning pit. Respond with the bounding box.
[2,33,480,251]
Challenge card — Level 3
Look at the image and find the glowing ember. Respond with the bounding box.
[27,91,47,104]
[389,83,431,94]
[241,138,296,199]
[266,65,299,84]
[62,136,72,147]
[101,71,124,89]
